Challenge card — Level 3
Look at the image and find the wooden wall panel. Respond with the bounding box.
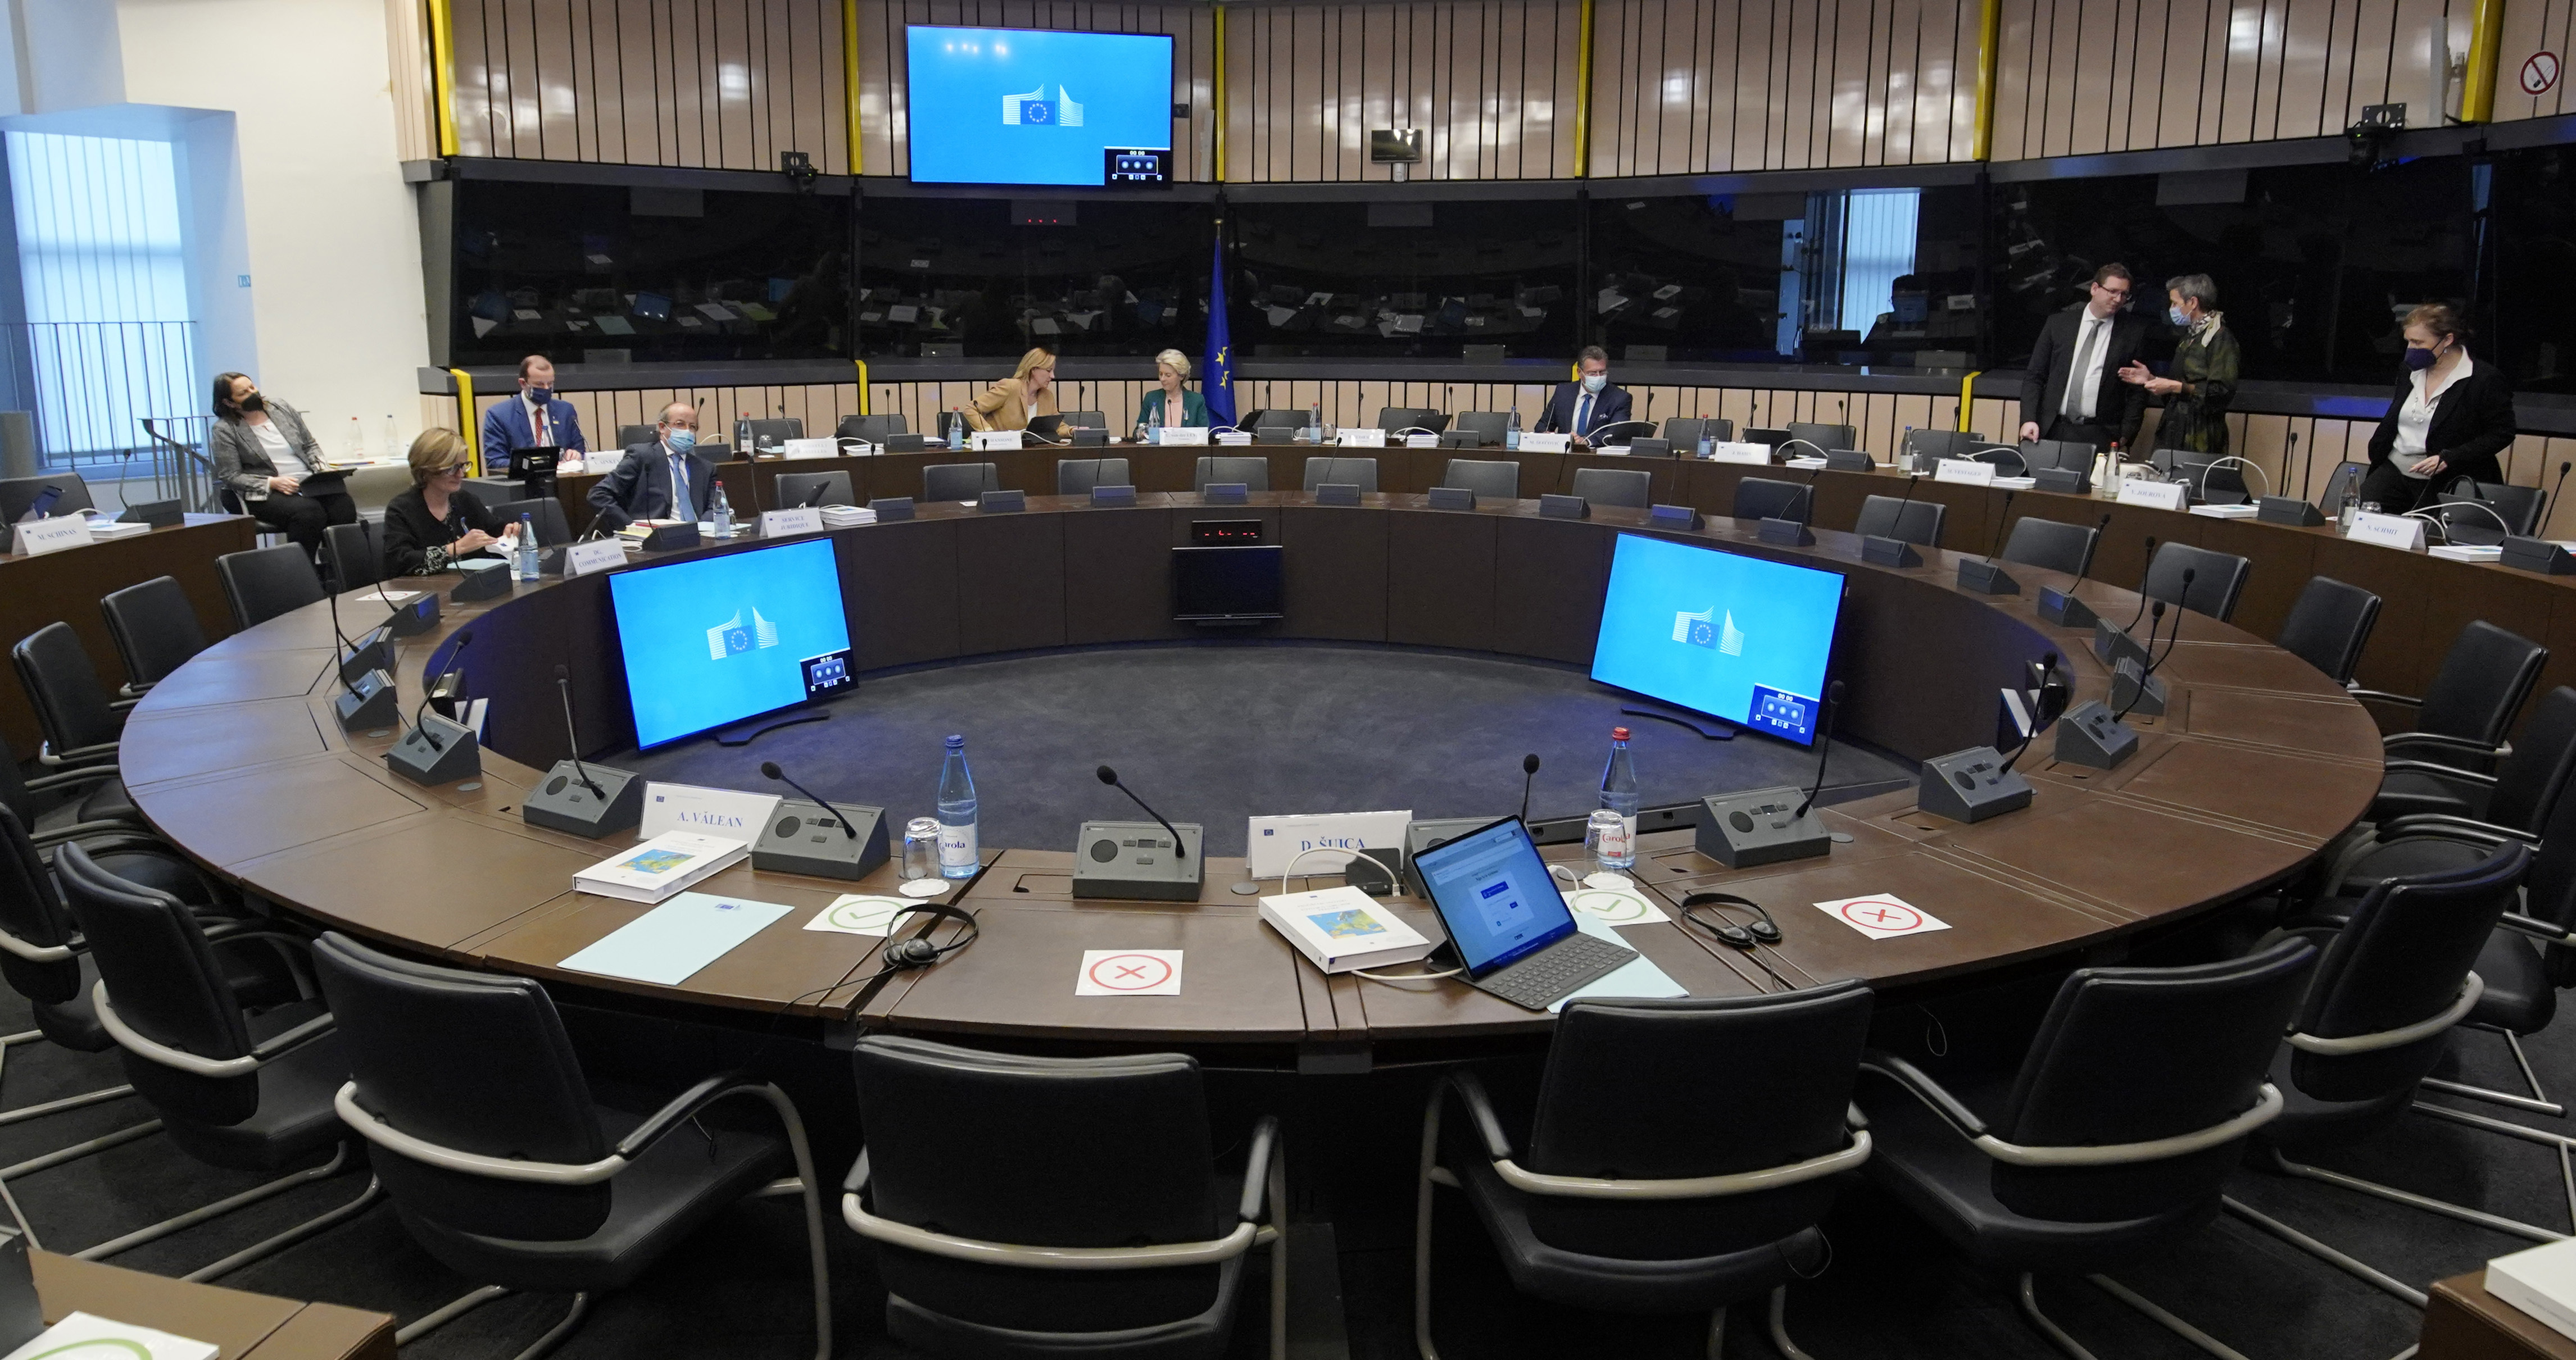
[450,0,852,172]
[388,0,440,161]
[2495,0,2576,121]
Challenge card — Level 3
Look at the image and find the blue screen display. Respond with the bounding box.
[607,538,853,749]
[905,26,1174,186]
[1414,818,1578,976]
[1589,534,1844,744]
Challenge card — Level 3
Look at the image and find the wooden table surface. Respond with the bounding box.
[29,1250,393,1359]
[2422,1270,2576,1359]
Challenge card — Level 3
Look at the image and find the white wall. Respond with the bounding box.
[114,0,428,454]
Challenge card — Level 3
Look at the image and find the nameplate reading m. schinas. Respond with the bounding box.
[1935,458,1996,486]
[2115,477,2189,511]
[2348,509,2428,552]
[13,516,89,557]
[563,539,627,577]
[638,782,782,842]
[759,507,824,539]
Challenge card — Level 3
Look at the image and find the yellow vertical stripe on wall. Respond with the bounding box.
[2461,0,2505,123]
[1574,0,1594,176]
[1970,0,1998,160]
[843,0,863,174]
[1214,3,1229,182]
[428,0,459,157]
[451,370,479,472]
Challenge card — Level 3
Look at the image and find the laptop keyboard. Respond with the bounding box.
[1479,932,1636,1009]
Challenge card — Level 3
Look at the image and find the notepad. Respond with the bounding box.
[557,891,791,985]
[3,1311,217,1360]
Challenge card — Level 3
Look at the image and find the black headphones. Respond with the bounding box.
[878,903,979,970]
[1680,891,1782,950]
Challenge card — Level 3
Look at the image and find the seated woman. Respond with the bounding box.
[207,372,358,556]
[380,429,517,576]
[965,347,1059,434]
[1135,348,1209,438]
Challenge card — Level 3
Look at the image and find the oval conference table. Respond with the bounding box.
[117,488,2383,1071]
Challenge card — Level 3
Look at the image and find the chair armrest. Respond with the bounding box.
[2384,731,2510,760]
[30,824,155,851]
[2379,761,2498,786]
[614,1068,771,1159]
[2376,813,2537,845]
[1444,1070,1517,1162]
[843,1148,870,1196]
[2348,688,2423,708]
[22,766,119,795]
[107,698,139,713]
[117,683,153,700]
[1858,1050,1988,1139]
[38,742,119,768]
[2503,912,2576,947]
[1236,1115,1281,1224]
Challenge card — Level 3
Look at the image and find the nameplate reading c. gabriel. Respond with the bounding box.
[562,539,627,577]
[638,781,783,842]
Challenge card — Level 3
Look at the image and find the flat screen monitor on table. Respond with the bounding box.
[606,537,856,749]
[904,26,1175,187]
[1589,533,1845,745]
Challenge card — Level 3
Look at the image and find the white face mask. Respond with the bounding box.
[1581,373,1607,394]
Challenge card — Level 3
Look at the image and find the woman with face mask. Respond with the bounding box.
[2358,303,2516,513]
[2118,274,2238,458]
[207,371,359,557]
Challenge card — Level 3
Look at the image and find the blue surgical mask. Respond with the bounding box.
[1581,373,1607,394]
[665,429,696,453]
[2169,307,2190,326]
[527,386,552,404]
[2403,345,2439,372]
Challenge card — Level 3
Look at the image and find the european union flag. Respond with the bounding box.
[1203,226,1236,427]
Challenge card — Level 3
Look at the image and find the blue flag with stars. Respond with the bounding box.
[1204,226,1236,426]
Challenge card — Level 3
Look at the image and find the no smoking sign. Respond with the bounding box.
[1814,893,1952,940]
[1076,949,1184,996]
[2525,51,2560,97]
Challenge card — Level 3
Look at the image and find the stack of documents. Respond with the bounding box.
[85,518,151,539]
[2488,1237,2576,1342]
[1259,885,1436,974]
[820,505,875,528]
[2188,502,2260,519]
[573,831,749,903]
[2430,543,2505,562]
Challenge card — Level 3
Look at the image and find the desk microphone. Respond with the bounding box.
[2543,460,2575,538]
[1890,472,1921,520]
[554,665,606,800]
[1981,491,2017,563]
[761,761,859,839]
[1517,753,1541,826]
[408,632,471,749]
[1096,765,1187,858]
[2123,536,2160,633]
[2069,513,2112,592]
[2114,601,2180,723]
[1792,680,1846,818]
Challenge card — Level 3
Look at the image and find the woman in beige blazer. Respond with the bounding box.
[965,347,1059,432]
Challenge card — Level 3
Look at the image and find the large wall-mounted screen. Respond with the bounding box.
[607,538,855,749]
[1589,534,1845,744]
[905,26,1174,187]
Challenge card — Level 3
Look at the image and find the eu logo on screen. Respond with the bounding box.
[1747,686,1818,742]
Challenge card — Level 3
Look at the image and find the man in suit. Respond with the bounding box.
[2019,264,2150,453]
[1534,345,1635,448]
[479,354,588,466]
[587,402,713,531]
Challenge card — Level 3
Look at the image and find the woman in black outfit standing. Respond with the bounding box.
[2359,303,2517,513]
[380,428,518,576]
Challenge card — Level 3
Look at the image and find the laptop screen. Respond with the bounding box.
[1412,817,1578,977]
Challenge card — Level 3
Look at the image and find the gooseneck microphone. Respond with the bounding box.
[761,761,859,839]
[1981,491,2017,563]
[2123,536,2160,633]
[409,632,471,749]
[2066,513,2113,593]
[322,557,369,703]
[1517,753,1541,826]
[2114,603,2175,723]
[1097,765,1187,858]
[1792,680,1847,818]
[2545,460,2574,536]
[554,665,605,799]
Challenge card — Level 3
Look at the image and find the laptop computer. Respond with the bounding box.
[1411,815,1636,1011]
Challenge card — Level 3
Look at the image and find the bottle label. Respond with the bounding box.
[939,821,977,868]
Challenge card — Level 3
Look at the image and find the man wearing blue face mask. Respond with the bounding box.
[1534,345,1635,449]
[588,401,714,531]
[478,355,587,467]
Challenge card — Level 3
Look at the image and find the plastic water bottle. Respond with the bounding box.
[1598,726,1639,870]
[514,513,539,580]
[949,408,967,451]
[936,734,978,879]
[382,415,400,460]
[1901,426,1916,472]
[735,412,754,457]
[1303,402,1322,444]
[1505,410,1522,451]
[1697,416,1715,460]
[709,481,733,537]
[344,417,363,460]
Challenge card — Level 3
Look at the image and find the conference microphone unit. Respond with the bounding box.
[2256,431,2324,524]
[2110,584,2189,719]
[2503,460,2576,574]
[521,664,646,839]
[1956,492,2021,595]
[2037,513,2114,628]
[383,584,441,638]
[1861,474,1926,567]
[1517,753,1541,826]
[751,760,890,880]
[1074,765,1204,900]
[2093,536,2157,670]
[387,634,479,786]
[2060,605,2178,770]
[1698,680,1843,868]
[322,567,400,732]
[1758,468,1821,545]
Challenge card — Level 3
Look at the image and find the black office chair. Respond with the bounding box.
[1664,417,1734,447]
[837,413,908,442]
[2317,461,2368,515]
[2225,843,2536,1306]
[1250,410,1304,437]
[99,577,208,699]
[1376,407,1447,435]
[0,474,94,524]
[1194,456,1271,493]
[1732,477,1811,523]
[924,463,1003,502]
[1901,429,1970,466]
[1438,460,1519,500]
[487,497,573,548]
[2352,620,2548,775]
[842,1035,1281,1360]
[1303,457,1380,493]
[2142,541,2251,621]
[2159,451,2251,505]
[773,472,854,508]
[1967,443,2032,475]
[1447,412,1511,447]
[2315,686,2576,899]
[321,521,381,593]
[2430,480,2545,545]
[2024,438,2097,475]
[1569,467,1652,509]
[216,543,326,630]
[1781,422,1855,460]
[615,423,657,449]
[0,729,137,848]
[1853,494,1945,546]
[1054,458,1131,496]
[12,623,125,771]
[313,931,830,1359]
[1998,517,2099,577]
[2274,576,2382,687]
[55,843,379,1279]
[1058,410,1108,430]
[1860,938,2320,1358]
[1420,983,1873,1360]
[741,417,803,453]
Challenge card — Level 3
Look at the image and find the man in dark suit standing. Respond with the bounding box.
[2019,264,2149,453]
[1534,345,1636,448]
[587,401,715,531]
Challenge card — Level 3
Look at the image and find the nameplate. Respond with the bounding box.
[1314,483,1362,507]
[1539,493,1590,519]
[584,451,624,474]
[782,438,837,460]
[1247,809,1412,879]
[1704,442,1773,465]
[869,497,915,521]
[1403,433,1439,449]
[1154,426,1210,447]
[1203,483,1249,505]
[1091,484,1138,507]
[12,516,88,557]
[640,782,781,842]
[970,430,1022,452]
[2348,508,2427,552]
[978,489,1026,513]
[758,507,824,538]
[2115,477,2188,511]
[1520,432,1571,453]
[1336,428,1387,448]
[1934,457,1995,486]
[1427,486,1477,511]
[1649,503,1703,530]
[562,539,627,577]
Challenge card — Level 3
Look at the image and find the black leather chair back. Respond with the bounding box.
[101,577,208,689]
[2480,686,2576,833]
[2433,480,2543,540]
[2418,621,2548,749]
[1059,410,1107,430]
[923,462,1001,501]
[851,1035,1226,1330]
[1783,422,1855,456]
[616,423,656,449]
[1999,517,2099,576]
[1733,477,1811,523]
[13,622,122,755]
[2319,461,2366,513]
[0,807,78,1012]
[487,498,572,548]
[1663,417,1733,445]
[312,932,613,1240]
[1376,407,1447,435]
[2289,842,2527,1102]
[776,472,855,508]
[837,413,908,440]
[2527,770,2576,990]
[321,521,380,592]
[55,843,261,1125]
[1450,412,1511,445]
[742,418,802,449]
[1055,458,1130,495]
[1570,467,1651,509]
[1902,429,1968,465]
[1988,936,2318,1221]
[2025,438,2096,474]
[1440,460,1518,499]
[1303,457,1380,493]
[1193,456,1269,492]
[0,474,93,523]
[2275,577,2380,685]
[2144,541,2251,621]
[1250,409,1303,434]
[1854,494,1944,545]
[217,543,325,630]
